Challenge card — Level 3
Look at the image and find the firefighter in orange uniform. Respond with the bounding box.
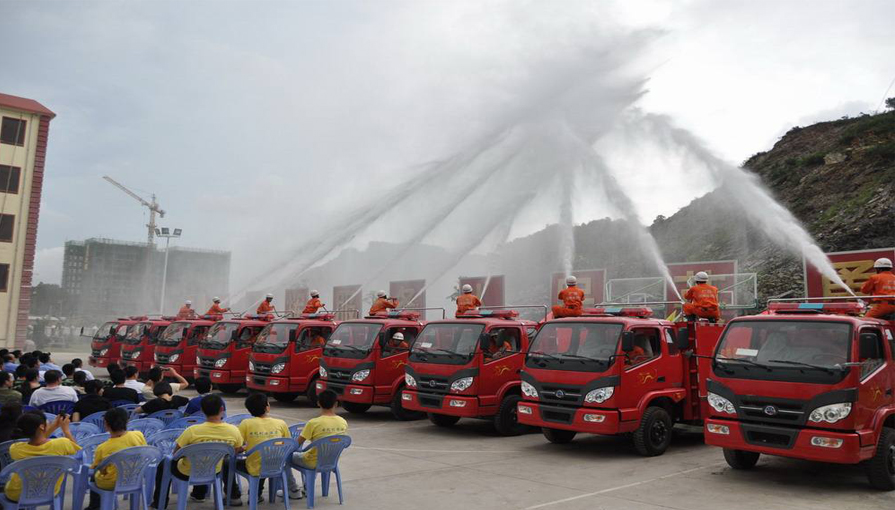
[485,330,513,359]
[456,284,483,317]
[257,293,275,314]
[176,300,197,319]
[205,297,229,315]
[683,272,721,322]
[302,290,325,314]
[861,258,895,319]
[552,276,585,318]
[369,290,398,315]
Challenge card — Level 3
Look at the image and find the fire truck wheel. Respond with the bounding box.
[723,448,760,470]
[633,406,673,456]
[494,395,527,436]
[217,384,243,394]
[342,401,372,414]
[865,427,895,490]
[391,390,425,421]
[542,428,577,444]
[272,392,299,403]
[428,413,461,427]
[305,382,318,407]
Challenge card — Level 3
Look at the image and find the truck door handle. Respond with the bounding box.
[657,376,665,382]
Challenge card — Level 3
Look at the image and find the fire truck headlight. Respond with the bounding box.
[248,361,256,372]
[196,356,202,365]
[521,381,538,398]
[272,363,286,374]
[215,358,228,368]
[319,366,327,378]
[153,353,158,362]
[450,377,474,393]
[351,369,370,382]
[707,392,736,414]
[168,354,180,363]
[405,373,417,388]
[809,403,852,424]
[584,387,614,404]
[100,348,109,356]
[131,349,141,358]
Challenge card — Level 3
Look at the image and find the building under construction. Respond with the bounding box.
[62,238,230,324]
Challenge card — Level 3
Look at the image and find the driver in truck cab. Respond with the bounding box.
[552,276,585,318]
[257,293,275,314]
[382,332,409,356]
[302,290,325,314]
[625,334,649,365]
[484,330,513,359]
[861,257,895,319]
[683,271,721,322]
[177,301,197,320]
[455,284,482,317]
[308,327,328,348]
[206,297,230,315]
[369,291,398,315]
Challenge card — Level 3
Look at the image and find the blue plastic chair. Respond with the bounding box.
[288,423,307,441]
[38,400,76,415]
[291,435,351,508]
[147,429,185,510]
[169,442,236,510]
[0,439,25,470]
[0,455,80,509]
[88,445,162,510]
[167,416,205,429]
[147,409,183,426]
[224,414,252,426]
[80,411,108,429]
[235,438,297,510]
[72,433,111,510]
[189,410,205,417]
[127,418,165,436]
[111,399,137,407]
[50,422,100,442]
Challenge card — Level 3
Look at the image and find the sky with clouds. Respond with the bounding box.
[1,0,892,287]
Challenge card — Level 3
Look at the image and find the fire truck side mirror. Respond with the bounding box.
[859,333,880,360]
[289,329,297,343]
[675,329,690,350]
[621,331,634,352]
[230,330,239,341]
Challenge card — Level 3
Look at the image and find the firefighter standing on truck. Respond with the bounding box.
[302,290,325,314]
[861,258,895,319]
[206,297,229,315]
[369,290,398,315]
[177,300,196,319]
[552,276,585,318]
[455,284,482,317]
[257,293,275,314]
[683,272,721,322]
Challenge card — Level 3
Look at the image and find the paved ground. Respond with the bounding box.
[51,352,895,509]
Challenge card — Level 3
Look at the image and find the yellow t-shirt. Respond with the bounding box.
[175,421,243,475]
[238,417,290,476]
[4,438,81,501]
[299,415,348,468]
[92,431,147,490]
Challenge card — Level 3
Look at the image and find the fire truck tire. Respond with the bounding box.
[428,413,461,427]
[391,390,425,421]
[342,401,371,414]
[542,427,577,444]
[494,395,527,436]
[305,381,319,407]
[722,449,760,470]
[272,392,299,403]
[217,384,243,394]
[633,406,673,456]
[865,427,895,490]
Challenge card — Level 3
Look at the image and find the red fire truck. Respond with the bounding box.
[246,313,338,404]
[316,310,427,420]
[153,316,218,381]
[88,317,142,369]
[120,317,173,377]
[517,306,722,456]
[703,300,895,489]
[402,308,541,435]
[194,315,271,393]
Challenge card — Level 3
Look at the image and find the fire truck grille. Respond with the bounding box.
[540,384,583,405]
[418,375,449,394]
[253,363,272,374]
[540,407,574,424]
[155,353,171,364]
[738,396,805,425]
[91,349,102,357]
[328,370,352,383]
[740,423,797,449]
[198,357,216,368]
[121,351,133,360]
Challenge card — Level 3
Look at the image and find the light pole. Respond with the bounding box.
[155,227,182,314]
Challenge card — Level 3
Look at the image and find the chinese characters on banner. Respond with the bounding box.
[666,260,738,304]
[389,279,426,310]
[458,276,505,307]
[332,285,362,320]
[550,270,606,306]
[804,248,895,297]
[285,287,309,314]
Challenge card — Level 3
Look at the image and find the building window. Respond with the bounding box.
[0,214,13,242]
[0,165,20,194]
[0,264,7,292]
[0,117,26,146]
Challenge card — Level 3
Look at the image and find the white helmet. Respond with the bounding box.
[566,276,577,286]
[212,297,220,303]
[694,271,709,282]
[461,284,473,294]
[874,258,893,269]
[392,332,404,341]
[377,290,387,298]
[265,293,274,299]
[310,290,319,297]
[185,300,192,306]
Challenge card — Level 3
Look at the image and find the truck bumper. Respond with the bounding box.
[401,390,482,417]
[194,368,243,384]
[704,418,873,464]
[516,401,622,435]
[89,356,110,368]
[317,380,375,404]
[247,374,302,393]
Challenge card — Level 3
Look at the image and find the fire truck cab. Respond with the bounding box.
[154,316,217,381]
[88,317,142,369]
[517,307,723,456]
[121,317,173,377]
[704,301,895,489]
[195,315,270,393]
[317,310,425,420]
[402,309,540,435]
[247,313,338,404]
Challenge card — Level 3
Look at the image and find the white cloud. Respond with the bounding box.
[34,246,65,285]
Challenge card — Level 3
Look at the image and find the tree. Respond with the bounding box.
[886,97,895,110]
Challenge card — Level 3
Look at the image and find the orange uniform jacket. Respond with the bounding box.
[456,294,482,316]
[861,271,895,318]
[302,298,324,314]
[206,304,228,315]
[310,335,327,347]
[369,298,398,315]
[487,340,512,355]
[176,306,196,320]
[684,283,720,319]
[558,287,585,309]
[257,300,274,314]
[388,340,410,350]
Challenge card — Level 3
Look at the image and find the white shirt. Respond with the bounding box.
[75,368,95,381]
[124,379,146,392]
[28,385,79,407]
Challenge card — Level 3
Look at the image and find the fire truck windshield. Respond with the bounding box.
[325,323,381,359]
[157,321,190,347]
[253,323,294,354]
[201,322,239,350]
[93,322,118,343]
[525,322,622,372]
[713,320,852,384]
[124,323,149,345]
[410,323,484,365]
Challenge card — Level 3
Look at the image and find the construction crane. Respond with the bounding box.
[102,176,165,245]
